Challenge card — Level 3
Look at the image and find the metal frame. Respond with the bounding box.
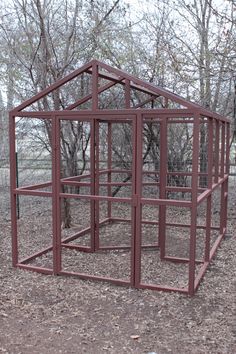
[9,60,230,295]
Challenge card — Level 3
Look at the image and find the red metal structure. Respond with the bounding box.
[9,59,230,295]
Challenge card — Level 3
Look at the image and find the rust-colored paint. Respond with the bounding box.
[9,60,230,295]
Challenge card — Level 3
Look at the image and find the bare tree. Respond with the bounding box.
[0,0,129,226]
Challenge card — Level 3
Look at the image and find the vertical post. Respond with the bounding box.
[132,113,142,288]
[164,97,168,108]
[220,122,229,234]
[9,112,18,267]
[188,113,200,295]
[91,61,98,251]
[95,119,100,250]
[15,150,20,219]
[222,122,230,232]
[159,117,168,259]
[107,122,112,219]
[92,61,98,111]
[52,115,61,274]
[220,122,227,235]
[225,122,230,176]
[90,119,96,252]
[214,120,219,184]
[204,118,213,262]
[125,79,131,108]
[220,122,225,178]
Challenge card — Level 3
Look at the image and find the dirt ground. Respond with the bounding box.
[0,180,235,354]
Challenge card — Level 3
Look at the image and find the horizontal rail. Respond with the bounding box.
[141,197,191,207]
[59,270,131,287]
[197,175,229,205]
[138,283,188,294]
[17,264,53,274]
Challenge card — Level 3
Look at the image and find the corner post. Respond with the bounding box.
[9,112,18,267]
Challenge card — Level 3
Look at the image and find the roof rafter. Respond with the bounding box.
[10,58,229,122]
[12,60,95,112]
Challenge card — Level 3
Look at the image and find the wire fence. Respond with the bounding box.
[0,159,235,187]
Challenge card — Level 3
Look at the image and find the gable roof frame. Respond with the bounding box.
[10,59,230,123]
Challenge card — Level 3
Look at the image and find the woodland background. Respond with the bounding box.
[0,0,236,132]
[0,2,235,353]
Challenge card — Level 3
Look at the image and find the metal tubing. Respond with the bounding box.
[223,124,229,233]
[134,113,142,287]
[19,245,53,264]
[159,118,168,259]
[197,175,228,204]
[92,62,98,110]
[125,79,131,108]
[14,108,230,123]
[107,122,112,218]
[164,256,203,264]
[61,218,109,245]
[60,270,131,286]
[91,64,99,251]
[98,244,158,251]
[214,120,220,183]
[61,245,91,252]
[12,109,200,118]
[52,115,61,274]
[66,77,125,110]
[194,230,226,292]
[139,283,188,294]
[110,217,219,230]
[222,123,230,232]
[131,116,137,286]
[95,119,100,250]
[9,113,18,267]
[97,60,200,112]
[9,59,230,295]
[220,123,225,178]
[14,189,52,197]
[17,181,52,190]
[220,123,226,235]
[194,261,209,291]
[134,95,157,109]
[61,181,91,187]
[18,264,53,275]
[209,231,225,260]
[225,123,230,175]
[204,118,213,262]
[188,114,200,295]
[12,60,94,112]
[90,119,96,252]
[59,192,132,203]
[141,197,191,207]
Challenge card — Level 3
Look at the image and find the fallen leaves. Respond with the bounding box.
[130,335,140,340]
